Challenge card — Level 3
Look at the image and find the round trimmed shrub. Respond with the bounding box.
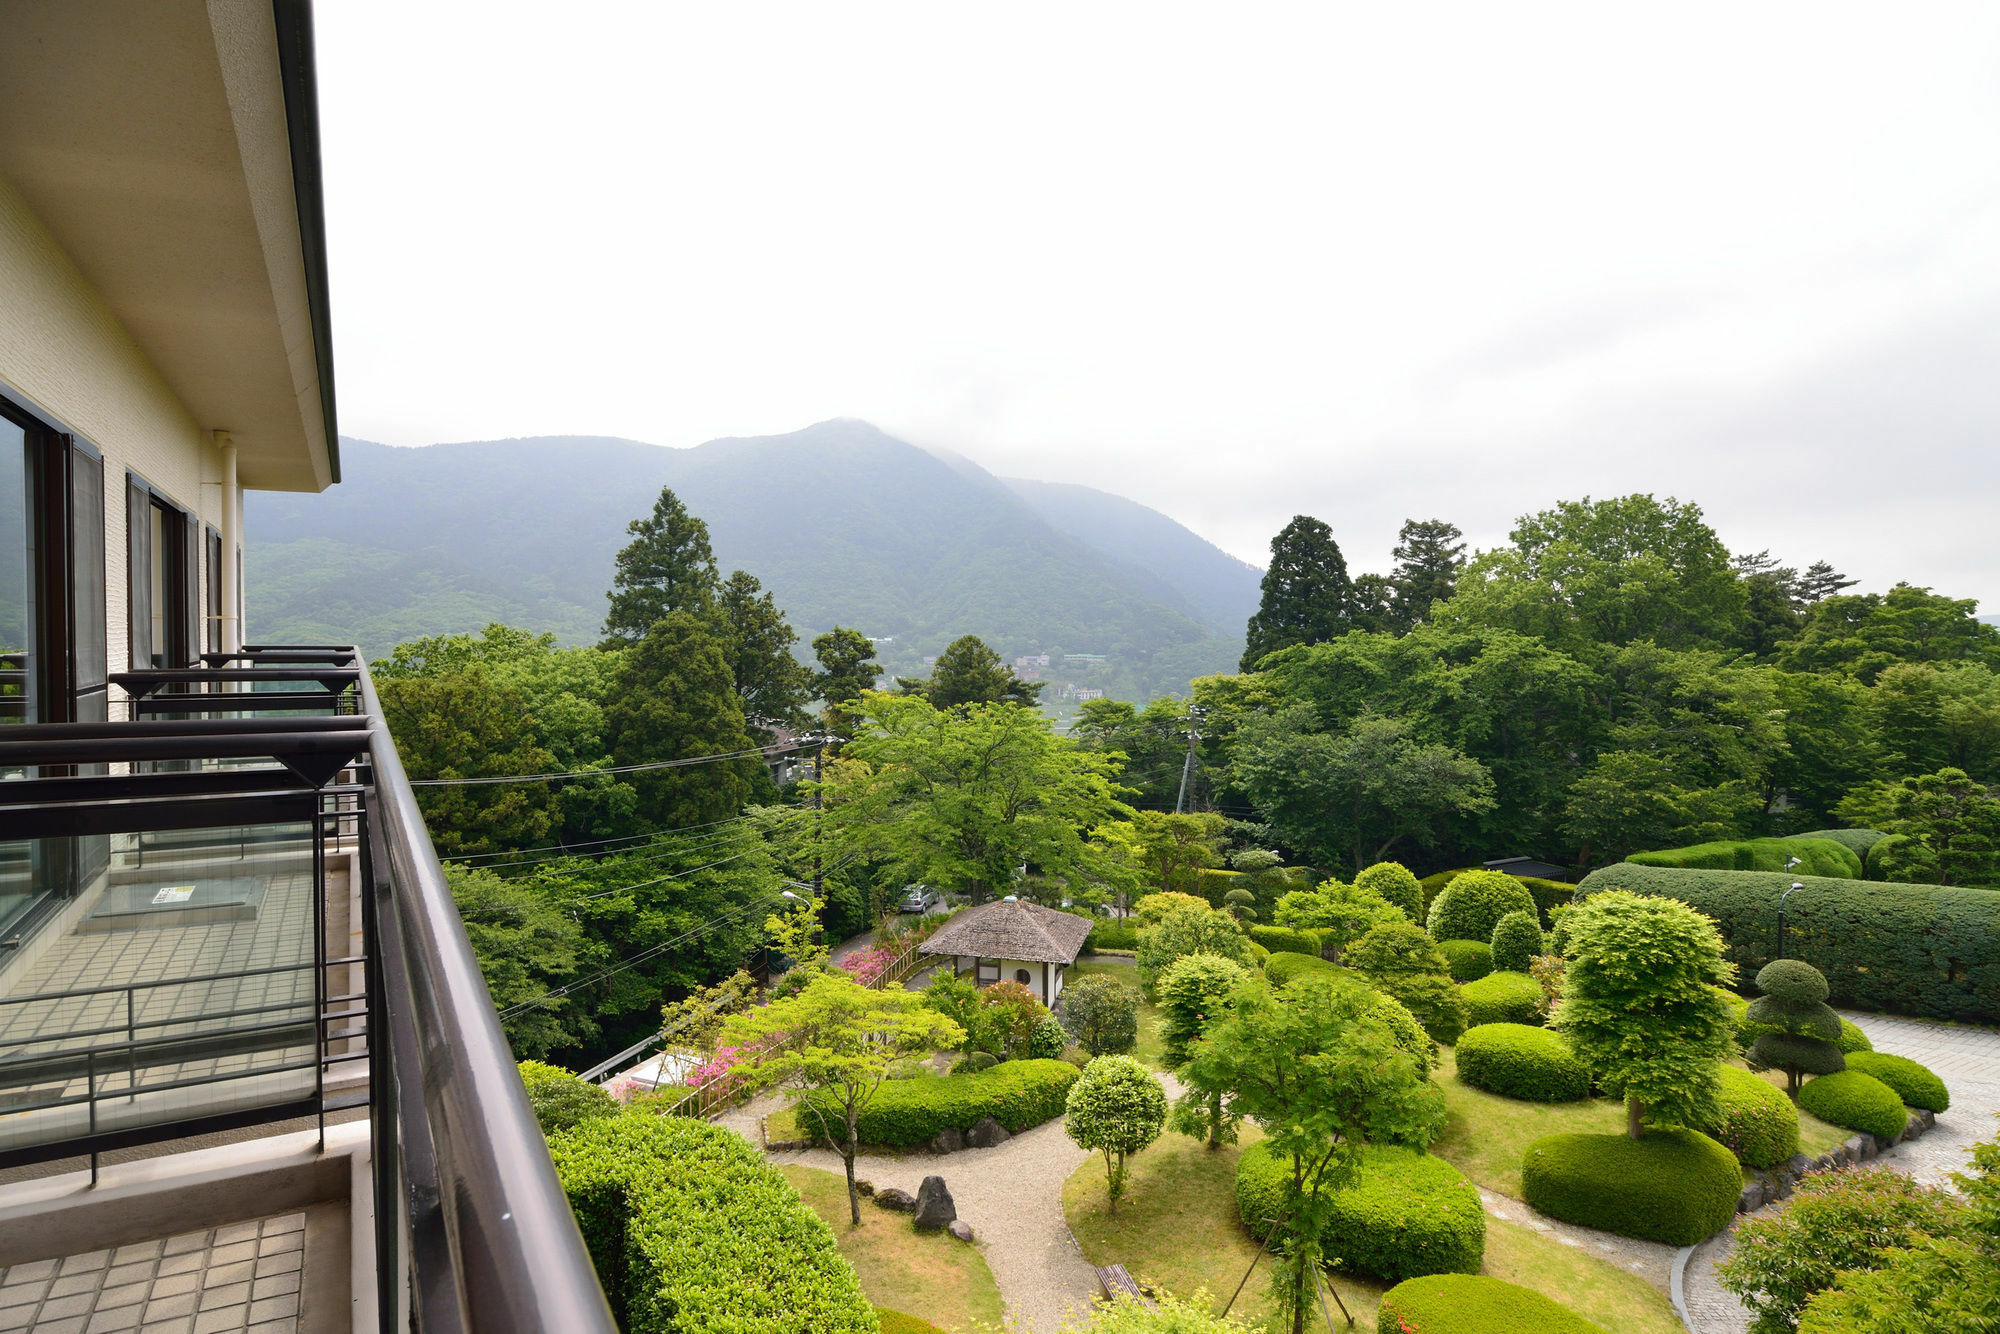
[951,1050,1000,1075]
[1355,861,1423,923]
[1460,970,1544,1028]
[876,1312,946,1334]
[1248,924,1322,957]
[519,1060,619,1135]
[1490,910,1545,974]
[1438,939,1493,982]
[1844,1051,1948,1113]
[1693,1065,1799,1169]
[1265,950,1340,986]
[1521,1128,1742,1245]
[1379,1274,1608,1334]
[1428,869,1537,943]
[1455,1024,1589,1102]
[1835,1017,1873,1054]
[1799,828,1886,858]
[1797,1069,1910,1143]
[1237,1140,1484,1284]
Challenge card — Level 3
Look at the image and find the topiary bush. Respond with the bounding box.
[1355,861,1423,923]
[1520,1128,1742,1245]
[1575,863,2000,1023]
[1454,1024,1589,1102]
[948,1050,999,1075]
[1799,829,1887,858]
[1796,1069,1911,1143]
[1835,1018,1873,1054]
[1692,1065,1800,1169]
[805,1058,1079,1147]
[1437,938,1493,982]
[1378,1274,1608,1334]
[548,1114,876,1333]
[1844,1051,1949,1113]
[1236,1140,1484,1285]
[1135,901,1253,994]
[1427,870,1538,943]
[1420,869,1575,927]
[1746,958,1846,1096]
[1084,921,1139,953]
[519,1060,619,1135]
[1054,973,1140,1057]
[1265,950,1340,986]
[1460,971,1545,1028]
[1489,910,1545,974]
[1628,836,1862,879]
[1349,922,1468,1046]
[1247,925,1323,957]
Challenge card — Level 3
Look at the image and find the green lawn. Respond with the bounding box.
[781,1165,1005,1333]
[1062,1128,1681,1334]
[1067,958,1166,1067]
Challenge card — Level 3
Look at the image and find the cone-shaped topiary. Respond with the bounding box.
[1746,959,1845,1099]
[1490,910,1545,973]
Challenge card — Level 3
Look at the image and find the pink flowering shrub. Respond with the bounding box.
[687,1044,754,1096]
[839,942,907,988]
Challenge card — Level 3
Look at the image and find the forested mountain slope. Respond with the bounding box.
[247,419,1248,697]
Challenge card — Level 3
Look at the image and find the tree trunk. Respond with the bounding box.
[1626,1095,1644,1141]
[845,1116,862,1225]
[1208,1090,1223,1149]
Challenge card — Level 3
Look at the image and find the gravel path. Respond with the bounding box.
[1681,1012,2000,1334]
[1477,1185,1679,1290]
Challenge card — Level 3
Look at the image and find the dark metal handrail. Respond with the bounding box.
[355,655,616,1333]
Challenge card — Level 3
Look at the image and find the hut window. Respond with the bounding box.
[1015,968,1031,985]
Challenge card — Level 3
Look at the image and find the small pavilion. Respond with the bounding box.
[917,898,1093,1006]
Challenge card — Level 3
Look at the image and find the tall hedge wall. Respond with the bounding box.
[547,1114,875,1333]
[1418,869,1574,926]
[1577,864,2000,1023]
[1626,836,1862,880]
[1798,829,1887,858]
[802,1058,1079,1148]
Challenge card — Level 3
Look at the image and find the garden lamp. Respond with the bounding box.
[1776,880,1804,959]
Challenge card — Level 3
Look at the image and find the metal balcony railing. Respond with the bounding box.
[0,645,614,1333]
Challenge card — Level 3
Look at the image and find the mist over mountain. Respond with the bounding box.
[247,419,1256,700]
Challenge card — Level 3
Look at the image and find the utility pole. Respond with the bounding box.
[1174,704,1206,814]
[809,733,827,903]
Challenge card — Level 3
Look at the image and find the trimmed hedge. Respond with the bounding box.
[1265,951,1341,986]
[1236,1141,1484,1284]
[1460,971,1544,1028]
[1085,921,1139,952]
[1836,1018,1874,1054]
[1248,925,1323,957]
[1455,1024,1589,1102]
[803,1059,1079,1148]
[1799,829,1887,858]
[1437,939,1493,982]
[1520,1128,1742,1245]
[1797,1069,1912,1142]
[1694,1065,1799,1169]
[1427,870,1538,943]
[1378,1275,1608,1334]
[1844,1051,1949,1113]
[1628,836,1862,880]
[1576,863,2000,1024]
[1490,910,1545,974]
[1420,868,1574,926]
[548,1114,875,1333]
[1355,862,1424,923]
[519,1060,619,1135]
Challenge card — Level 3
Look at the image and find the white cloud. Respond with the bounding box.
[318,1,2000,603]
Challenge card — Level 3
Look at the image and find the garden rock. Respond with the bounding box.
[1785,1153,1813,1178]
[855,1179,875,1197]
[875,1187,918,1213]
[967,1116,1011,1149]
[946,1219,974,1243]
[914,1176,956,1230]
[1771,1170,1795,1199]
[1738,1182,1767,1213]
[931,1128,965,1154]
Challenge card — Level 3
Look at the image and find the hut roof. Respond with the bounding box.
[917,899,1094,966]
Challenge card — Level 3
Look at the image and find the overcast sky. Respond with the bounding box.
[317,4,2000,601]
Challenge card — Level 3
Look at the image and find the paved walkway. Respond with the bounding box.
[1681,1012,2000,1334]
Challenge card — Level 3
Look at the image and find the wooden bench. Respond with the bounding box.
[1094,1264,1154,1308]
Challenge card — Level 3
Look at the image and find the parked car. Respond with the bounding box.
[899,883,941,914]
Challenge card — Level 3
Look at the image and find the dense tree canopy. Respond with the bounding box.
[899,633,1043,707]
[604,611,766,829]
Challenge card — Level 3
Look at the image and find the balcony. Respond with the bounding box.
[0,648,614,1333]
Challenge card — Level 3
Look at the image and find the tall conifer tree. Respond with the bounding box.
[602,487,720,644]
[1242,515,1353,669]
[1388,519,1466,629]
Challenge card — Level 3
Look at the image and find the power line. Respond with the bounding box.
[452,812,772,863]
[568,846,776,902]
[410,740,803,788]
[461,810,810,873]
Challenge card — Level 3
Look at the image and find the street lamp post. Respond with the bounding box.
[1777,880,1804,961]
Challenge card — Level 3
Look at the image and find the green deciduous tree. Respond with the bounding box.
[1242,516,1354,670]
[448,865,583,1060]
[1055,974,1141,1057]
[1096,810,1228,901]
[378,667,562,856]
[603,611,765,829]
[1173,972,1446,1334]
[1555,890,1735,1138]
[717,569,811,734]
[1778,584,2000,684]
[719,973,963,1223]
[1071,696,1197,810]
[1134,900,1253,994]
[1156,952,1251,1147]
[1562,750,1753,869]
[1234,707,1495,873]
[1272,880,1405,958]
[1065,1055,1168,1214]
[1346,921,1468,1046]
[823,692,1130,904]
[602,486,721,644]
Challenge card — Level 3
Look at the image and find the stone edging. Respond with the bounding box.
[1670,1243,1696,1330]
[1733,1109,1939,1215]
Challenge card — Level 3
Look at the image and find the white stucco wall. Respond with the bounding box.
[955,956,1067,1006]
[0,170,233,679]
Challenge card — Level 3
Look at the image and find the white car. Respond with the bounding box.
[899,884,941,914]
